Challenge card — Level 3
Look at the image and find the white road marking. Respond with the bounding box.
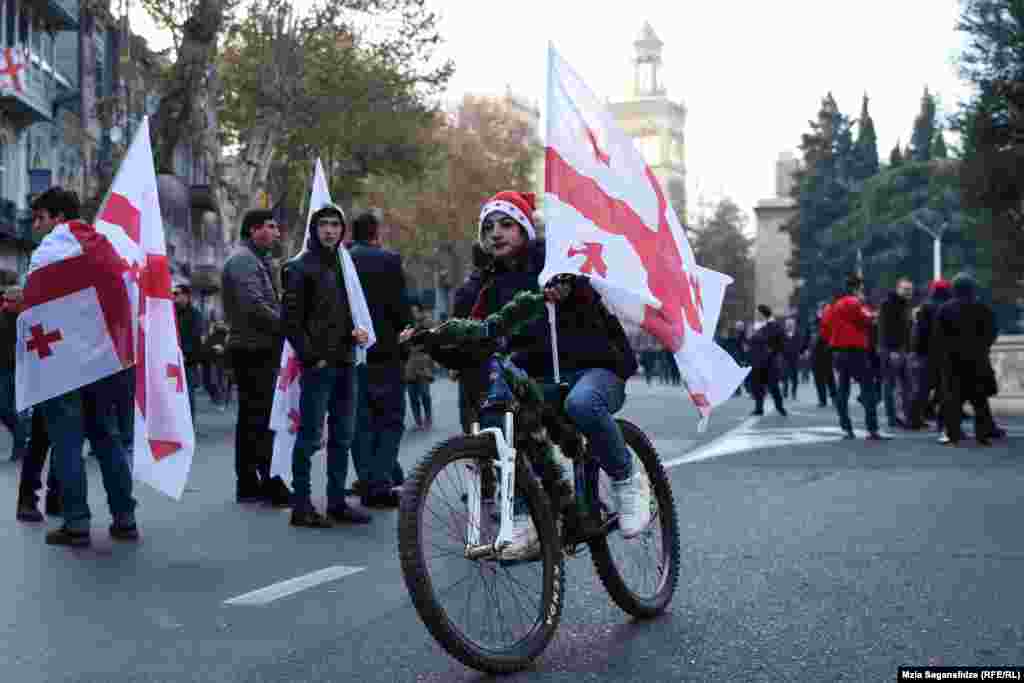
[223,565,366,606]
[662,417,760,469]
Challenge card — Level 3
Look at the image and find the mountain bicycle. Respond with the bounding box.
[396,304,681,675]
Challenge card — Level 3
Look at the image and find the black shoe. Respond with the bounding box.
[326,505,372,525]
[290,508,333,528]
[45,526,91,547]
[236,493,263,504]
[362,491,400,508]
[264,478,293,508]
[977,436,993,447]
[750,410,764,416]
[109,522,140,541]
[777,408,788,417]
[346,479,370,497]
[45,493,62,517]
[842,430,856,440]
[866,432,892,441]
[16,503,44,523]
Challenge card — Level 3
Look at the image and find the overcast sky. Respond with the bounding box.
[128,0,974,233]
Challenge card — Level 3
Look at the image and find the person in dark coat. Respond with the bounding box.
[811,300,837,407]
[348,212,413,508]
[720,321,749,396]
[908,279,953,429]
[0,285,29,462]
[932,273,998,446]
[222,209,291,506]
[748,305,787,416]
[878,278,914,428]
[281,204,372,526]
[173,284,205,422]
[781,317,806,400]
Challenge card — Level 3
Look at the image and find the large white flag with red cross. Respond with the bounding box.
[269,158,375,485]
[16,117,194,498]
[540,45,749,418]
[125,118,195,499]
[0,47,26,94]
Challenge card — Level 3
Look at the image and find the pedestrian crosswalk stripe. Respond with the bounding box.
[223,565,366,606]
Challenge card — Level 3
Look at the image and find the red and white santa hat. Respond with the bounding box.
[478,191,537,244]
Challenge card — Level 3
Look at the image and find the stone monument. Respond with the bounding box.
[753,151,801,319]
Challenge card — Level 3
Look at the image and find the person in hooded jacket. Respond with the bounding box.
[907,279,953,429]
[281,205,372,527]
[931,273,998,446]
[438,190,645,559]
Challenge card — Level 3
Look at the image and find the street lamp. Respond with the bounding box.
[909,214,949,281]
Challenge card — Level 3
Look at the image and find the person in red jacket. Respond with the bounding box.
[823,274,889,440]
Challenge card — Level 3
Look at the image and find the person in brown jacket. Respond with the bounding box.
[404,302,435,430]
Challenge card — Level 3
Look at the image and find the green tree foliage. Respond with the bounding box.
[853,94,880,180]
[931,127,949,159]
[361,95,542,292]
[889,140,904,167]
[691,198,755,333]
[910,87,938,163]
[219,0,452,241]
[826,160,989,291]
[954,0,1024,320]
[781,93,858,322]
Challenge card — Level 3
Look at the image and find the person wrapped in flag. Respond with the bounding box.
[412,190,650,561]
[20,187,138,547]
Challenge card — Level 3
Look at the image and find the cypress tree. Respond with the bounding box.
[889,139,903,167]
[931,126,949,158]
[853,93,880,179]
[910,86,937,162]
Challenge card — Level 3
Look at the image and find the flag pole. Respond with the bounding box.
[546,302,560,384]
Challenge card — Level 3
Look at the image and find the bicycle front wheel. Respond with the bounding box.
[397,435,564,674]
[588,419,681,618]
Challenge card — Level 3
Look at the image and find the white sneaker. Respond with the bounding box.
[614,472,652,539]
[500,515,539,560]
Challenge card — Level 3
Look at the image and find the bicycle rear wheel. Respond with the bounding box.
[588,419,680,618]
[397,435,564,674]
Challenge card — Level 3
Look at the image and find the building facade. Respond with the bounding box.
[753,151,800,318]
[0,1,227,321]
[608,22,688,224]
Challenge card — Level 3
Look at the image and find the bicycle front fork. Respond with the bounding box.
[464,411,517,559]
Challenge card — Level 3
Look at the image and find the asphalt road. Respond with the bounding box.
[1,378,1022,682]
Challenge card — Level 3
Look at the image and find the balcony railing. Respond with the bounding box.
[0,58,54,124]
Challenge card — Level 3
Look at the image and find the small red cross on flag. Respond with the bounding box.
[287,409,301,434]
[26,324,63,359]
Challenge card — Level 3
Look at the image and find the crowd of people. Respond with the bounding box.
[2,185,653,561]
[719,273,1005,445]
[3,182,1005,555]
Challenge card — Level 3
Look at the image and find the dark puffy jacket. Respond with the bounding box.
[454,240,638,381]
[878,292,912,352]
[910,289,952,357]
[222,240,282,353]
[749,319,785,368]
[348,240,413,365]
[281,230,356,368]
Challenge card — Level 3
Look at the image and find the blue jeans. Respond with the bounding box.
[352,363,405,496]
[0,369,30,459]
[833,350,880,434]
[39,370,136,532]
[560,368,631,481]
[291,364,357,511]
[881,351,911,425]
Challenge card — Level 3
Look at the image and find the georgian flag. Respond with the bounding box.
[541,45,749,419]
[16,117,195,499]
[269,158,376,485]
